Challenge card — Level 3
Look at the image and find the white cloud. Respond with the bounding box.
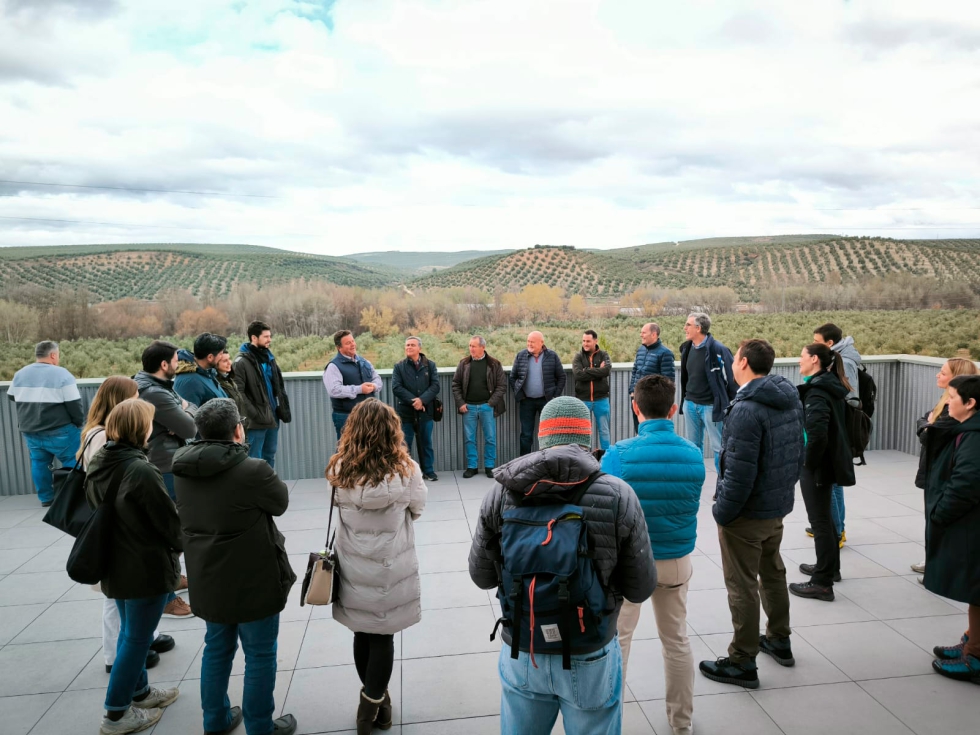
[1,0,979,255]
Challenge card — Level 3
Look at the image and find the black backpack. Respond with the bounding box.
[844,403,872,466]
[857,366,877,419]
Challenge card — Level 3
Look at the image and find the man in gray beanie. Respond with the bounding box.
[469,396,656,734]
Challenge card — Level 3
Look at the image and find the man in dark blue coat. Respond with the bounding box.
[699,338,804,691]
[628,322,675,434]
[173,333,229,409]
[509,331,566,455]
[391,336,441,482]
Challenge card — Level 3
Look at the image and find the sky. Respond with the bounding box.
[0,0,979,256]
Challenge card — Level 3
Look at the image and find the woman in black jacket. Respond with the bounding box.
[924,375,980,683]
[911,358,978,579]
[790,343,856,602]
[85,398,183,735]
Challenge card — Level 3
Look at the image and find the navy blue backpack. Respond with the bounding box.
[491,472,614,670]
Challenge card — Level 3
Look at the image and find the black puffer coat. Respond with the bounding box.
[85,442,182,600]
[798,371,856,487]
[923,412,980,605]
[469,443,656,651]
[714,375,804,527]
[915,404,958,490]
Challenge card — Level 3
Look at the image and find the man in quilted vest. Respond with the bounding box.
[601,375,704,735]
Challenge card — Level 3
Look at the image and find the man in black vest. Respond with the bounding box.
[392,336,440,482]
[323,330,382,439]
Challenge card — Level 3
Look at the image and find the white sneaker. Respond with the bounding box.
[131,686,180,710]
[99,706,162,734]
[910,561,926,574]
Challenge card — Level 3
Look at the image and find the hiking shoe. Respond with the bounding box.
[205,705,243,735]
[485,468,495,478]
[176,574,188,591]
[759,635,795,667]
[162,596,194,618]
[149,634,175,653]
[132,686,180,710]
[932,654,980,684]
[698,657,759,689]
[273,714,298,734]
[805,527,814,537]
[41,500,53,508]
[934,634,969,661]
[462,468,477,478]
[105,650,159,674]
[789,582,835,601]
[99,706,162,734]
[799,563,841,583]
[422,472,439,482]
[910,561,926,574]
[839,531,846,549]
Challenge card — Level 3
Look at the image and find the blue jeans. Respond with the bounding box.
[247,427,279,468]
[463,403,496,470]
[332,411,350,440]
[162,472,176,502]
[105,594,169,711]
[402,415,435,475]
[23,424,81,503]
[683,400,723,473]
[582,398,611,451]
[499,638,623,735]
[202,614,280,735]
[831,484,846,536]
[518,396,549,456]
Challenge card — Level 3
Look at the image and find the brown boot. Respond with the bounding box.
[375,690,392,730]
[356,689,384,735]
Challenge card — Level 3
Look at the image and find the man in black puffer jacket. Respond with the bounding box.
[701,339,804,691]
[470,396,655,733]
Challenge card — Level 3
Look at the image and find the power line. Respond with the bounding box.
[0,179,277,199]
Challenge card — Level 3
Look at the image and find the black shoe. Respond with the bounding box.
[462,468,478,478]
[485,468,494,478]
[805,527,814,537]
[759,635,795,667]
[699,657,759,689]
[41,501,53,507]
[106,649,159,674]
[149,634,175,654]
[273,714,297,735]
[789,581,835,601]
[799,563,841,583]
[422,472,439,482]
[205,706,243,735]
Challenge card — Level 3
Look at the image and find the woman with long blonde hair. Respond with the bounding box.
[325,399,427,734]
[911,357,979,578]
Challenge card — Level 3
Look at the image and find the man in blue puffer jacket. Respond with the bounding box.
[699,338,804,692]
[602,374,704,735]
[628,322,675,434]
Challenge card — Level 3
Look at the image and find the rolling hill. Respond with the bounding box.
[346,249,515,274]
[0,243,399,301]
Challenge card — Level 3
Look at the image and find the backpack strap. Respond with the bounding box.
[568,470,604,506]
[557,577,572,670]
[509,578,523,661]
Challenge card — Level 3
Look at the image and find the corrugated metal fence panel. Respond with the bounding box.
[0,356,956,495]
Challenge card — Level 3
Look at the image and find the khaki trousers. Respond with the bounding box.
[718,516,792,663]
[618,555,694,731]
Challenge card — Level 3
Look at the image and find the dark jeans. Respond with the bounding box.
[518,396,548,456]
[246,427,279,469]
[332,411,350,440]
[718,517,792,664]
[162,472,176,502]
[402,415,434,475]
[353,632,395,700]
[800,468,840,587]
[105,594,169,711]
[201,614,280,735]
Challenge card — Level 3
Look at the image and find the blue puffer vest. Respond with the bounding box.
[601,419,705,559]
[328,353,375,414]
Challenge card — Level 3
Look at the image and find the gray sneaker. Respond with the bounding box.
[131,686,180,710]
[99,706,162,734]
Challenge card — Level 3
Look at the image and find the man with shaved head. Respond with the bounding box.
[629,322,675,435]
[509,331,566,455]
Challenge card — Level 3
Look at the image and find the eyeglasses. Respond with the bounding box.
[239,417,250,430]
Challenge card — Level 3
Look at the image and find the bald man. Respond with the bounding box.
[509,331,567,455]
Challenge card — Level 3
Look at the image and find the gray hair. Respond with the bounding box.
[406,336,422,347]
[688,312,711,335]
[35,341,59,359]
[194,398,241,441]
[470,335,486,347]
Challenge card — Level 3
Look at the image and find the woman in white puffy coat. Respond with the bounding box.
[325,398,427,735]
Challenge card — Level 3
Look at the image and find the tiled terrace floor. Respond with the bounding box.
[1,450,979,735]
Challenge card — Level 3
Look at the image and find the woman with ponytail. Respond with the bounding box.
[790,343,856,602]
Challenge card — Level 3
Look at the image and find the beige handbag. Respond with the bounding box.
[300,486,339,606]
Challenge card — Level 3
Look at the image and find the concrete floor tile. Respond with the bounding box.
[752,681,915,735]
[415,500,466,523]
[0,638,102,696]
[5,542,71,574]
[0,509,39,529]
[796,620,933,681]
[401,605,499,659]
[0,692,59,735]
[403,715,499,734]
[285,663,401,734]
[866,514,925,543]
[413,519,472,546]
[0,546,43,574]
[849,542,927,575]
[684,588,738,635]
[295,618,402,670]
[0,525,64,550]
[402,652,499,723]
[414,542,470,573]
[10,598,105,644]
[836,576,962,620]
[699,631,850,689]
[276,509,331,532]
[627,636,736,701]
[858,674,980,735]
[421,571,491,610]
[642,692,781,735]
[0,494,49,511]
[0,601,48,645]
[883,614,971,656]
[0,570,74,606]
[20,687,111,735]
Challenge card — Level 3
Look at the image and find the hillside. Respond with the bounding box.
[411,237,980,299]
[346,249,515,274]
[0,243,398,301]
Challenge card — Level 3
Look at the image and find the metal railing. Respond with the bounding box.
[0,355,951,496]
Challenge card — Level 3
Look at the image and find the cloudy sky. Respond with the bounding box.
[1,0,978,256]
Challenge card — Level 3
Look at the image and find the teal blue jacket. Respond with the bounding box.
[601,419,705,559]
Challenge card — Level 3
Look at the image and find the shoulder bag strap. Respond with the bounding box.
[72,430,101,475]
[325,485,338,548]
[99,456,138,511]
